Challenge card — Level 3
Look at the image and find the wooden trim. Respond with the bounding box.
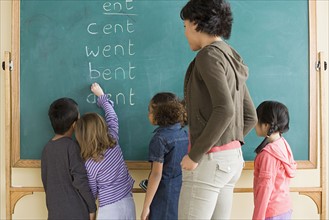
[11,159,313,170]
[12,160,40,168]
[8,186,144,214]
[233,187,322,193]
[10,1,318,169]
[4,51,12,220]
[244,160,316,170]
[9,186,322,194]
[11,159,315,170]
[10,192,33,215]
[10,187,44,192]
[318,51,328,218]
[7,0,325,219]
[11,159,152,170]
[11,0,20,168]
[9,186,323,193]
[308,0,318,170]
[9,186,323,214]
[127,161,150,170]
[9,187,43,215]
[300,192,322,214]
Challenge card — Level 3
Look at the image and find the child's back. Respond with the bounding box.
[149,123,188,219]
[253,101,297,220]
[42,137,96,219]
[150,124,188,179]
[84,129,134,207]
[75,84,135,220]
[253,137,296,219]
[41,97,96,220]
[141,92,188,220]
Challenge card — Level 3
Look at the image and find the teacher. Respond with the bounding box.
[178,0,257,219]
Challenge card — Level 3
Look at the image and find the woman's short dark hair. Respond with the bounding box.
[255,101,290,154]
[180,0,233,39]
[150,92,187,127]
[48,97,79,135]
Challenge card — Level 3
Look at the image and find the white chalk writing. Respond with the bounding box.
[85,0,137,106]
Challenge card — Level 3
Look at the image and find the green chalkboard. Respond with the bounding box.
[18,0,313,164]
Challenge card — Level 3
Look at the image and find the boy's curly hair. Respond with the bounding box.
[180,0,233,39]
[150,92,187,127]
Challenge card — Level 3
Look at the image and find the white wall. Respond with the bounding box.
[1,0,328,219]
[1,0,12,218]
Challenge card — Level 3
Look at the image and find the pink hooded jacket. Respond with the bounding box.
[253,137,297,220]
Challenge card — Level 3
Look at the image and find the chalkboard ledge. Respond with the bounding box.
[11,159,315,170]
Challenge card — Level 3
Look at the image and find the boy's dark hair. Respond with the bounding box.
[48,98,79,135]
[150,92,187,127]
[180,0,233,39]
[255,101,290,154]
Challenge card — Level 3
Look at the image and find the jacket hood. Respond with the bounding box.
[210,41,249,90]
[263,137,297,178]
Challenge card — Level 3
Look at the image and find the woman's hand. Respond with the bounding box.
[181,155,198,170]
[91,82,104,97]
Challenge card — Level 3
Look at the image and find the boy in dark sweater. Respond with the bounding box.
[41,98,96,220]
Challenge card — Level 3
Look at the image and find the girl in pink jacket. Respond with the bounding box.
[253,101,297,220]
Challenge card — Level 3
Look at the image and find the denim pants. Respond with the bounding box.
[97,193,136,220]
[178,148,244,220]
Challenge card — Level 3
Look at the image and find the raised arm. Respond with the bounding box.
[91,83,119,141]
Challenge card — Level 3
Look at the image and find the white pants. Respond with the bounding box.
[178,148,244,220]
[97,193,136,220]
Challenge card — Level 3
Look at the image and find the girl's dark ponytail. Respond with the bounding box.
[255,123,277,154]
[254,101,289,154]
[255,137,270,154]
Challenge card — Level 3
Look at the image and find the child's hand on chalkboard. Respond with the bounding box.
[91,83,104,97]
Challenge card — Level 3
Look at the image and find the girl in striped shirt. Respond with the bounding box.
[75,83,136,220]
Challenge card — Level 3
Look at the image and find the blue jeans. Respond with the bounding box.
[97,193,136,220]
[178,148,244,219]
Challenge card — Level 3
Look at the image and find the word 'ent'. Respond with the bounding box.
[103,0,134,14]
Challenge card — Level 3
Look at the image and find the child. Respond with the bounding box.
[141,92,188,220]
[41,98,97,220]
[253,101,297,220]
[75,83,136,220]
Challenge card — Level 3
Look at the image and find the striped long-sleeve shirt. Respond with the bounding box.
[85,95,134,207]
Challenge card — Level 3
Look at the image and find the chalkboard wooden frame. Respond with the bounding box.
[11,0,317,170]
